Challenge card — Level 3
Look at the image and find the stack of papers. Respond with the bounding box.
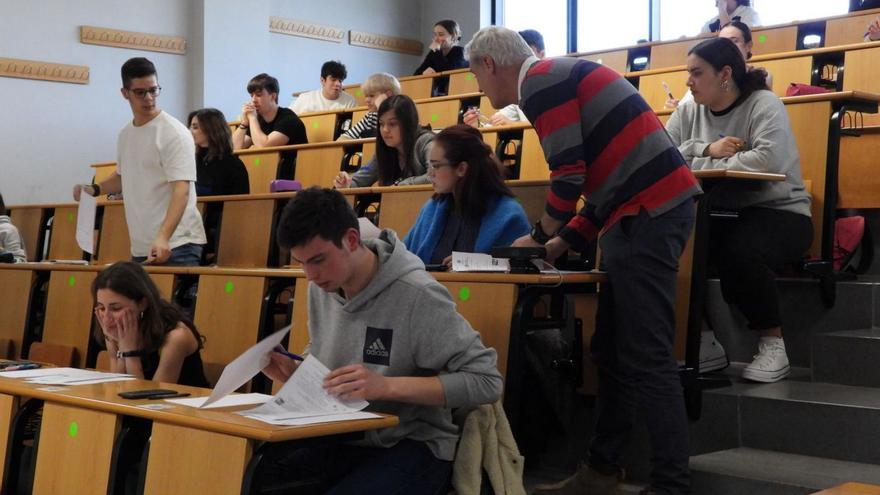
[238,355,380,426]
[451,252,510,272]
[165,393,272,409]
[0,367,135,385]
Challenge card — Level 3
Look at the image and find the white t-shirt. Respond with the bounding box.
[289,89,356,114]
[116,111,206,257]
[495,104,530,123]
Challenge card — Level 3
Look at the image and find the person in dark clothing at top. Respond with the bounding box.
[414,19,469,96]
[188,108,249,197]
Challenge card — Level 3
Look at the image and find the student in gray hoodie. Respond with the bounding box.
[262,187,503,494]
[0,194,26,263]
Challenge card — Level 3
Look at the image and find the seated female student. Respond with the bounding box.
[188,108,250,196]
[93,261,209,387]
[415,20,468,96]
[334,95,433,188]
[0,193,27,263]
[665,37,812,383]
[668,21,771,108]
[701,0,761,34]
[404,125,530,267]
[337,72,401,141]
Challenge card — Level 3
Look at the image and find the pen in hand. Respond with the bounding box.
[274,346,305,361]
[149,392,190,400]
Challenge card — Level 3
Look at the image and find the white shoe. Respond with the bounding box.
[742,338,790,383]
[700,330,729,373]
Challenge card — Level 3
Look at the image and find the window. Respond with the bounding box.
[577,0,651,52]
[502,0,569,56]
[752,0,850,27]
[659,0,717,40]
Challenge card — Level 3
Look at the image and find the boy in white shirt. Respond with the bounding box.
[73,57,205,265]
[290,60,357,114]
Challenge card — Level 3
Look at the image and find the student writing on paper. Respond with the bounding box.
[665,37,812,384]
[333,95,433,188]
[92,262,209,387]
[403,125,529,267]
[0,193,27,263]
[261,188,502,494]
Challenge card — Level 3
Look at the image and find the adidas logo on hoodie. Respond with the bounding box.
[363,326,393,366]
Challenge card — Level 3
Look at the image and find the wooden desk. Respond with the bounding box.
[0,376,396,494]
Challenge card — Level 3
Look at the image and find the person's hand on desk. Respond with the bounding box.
[333,171,353,189]
[262,351,300,382]
[323,364,389,401]
[705,136,745,159]
[543,237,570,262]
[868,19,880,41]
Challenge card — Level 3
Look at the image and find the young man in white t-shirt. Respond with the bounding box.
[73,57,206,265]
[289,60,357,114]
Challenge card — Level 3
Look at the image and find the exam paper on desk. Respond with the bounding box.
[239,355,380,425]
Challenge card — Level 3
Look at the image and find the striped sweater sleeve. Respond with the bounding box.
[342,111,377,140]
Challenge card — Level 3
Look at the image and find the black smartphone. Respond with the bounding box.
[118,389,180,400]
[424,263,448,272]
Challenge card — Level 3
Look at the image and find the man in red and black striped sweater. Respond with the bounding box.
[467,27,700,495]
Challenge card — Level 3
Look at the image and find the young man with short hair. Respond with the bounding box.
[466,26,701,495]
[290,60,357,114]
[232,73,308,179]
[262,187,503,494]
[72,57,205,265]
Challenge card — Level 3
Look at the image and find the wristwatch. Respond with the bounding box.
[530,219,553,244]
[116,350,147,359]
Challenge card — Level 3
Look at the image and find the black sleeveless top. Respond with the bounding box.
[140,347,209,388]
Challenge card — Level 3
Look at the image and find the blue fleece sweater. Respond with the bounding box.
[403,195,531,263]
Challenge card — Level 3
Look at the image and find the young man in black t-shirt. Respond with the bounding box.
[232,73,308,179]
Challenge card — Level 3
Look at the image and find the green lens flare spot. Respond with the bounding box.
[225,281,234,293]
[465,73,474,81]
[312,122,319,129]
[431,114,439,122]
[458,287,471,302]
[68,422,78,438]
[67,212,74,222]
[68,276,76,287]
[254,158,261,167]
[356,90,363,97]
[758,35,767,43]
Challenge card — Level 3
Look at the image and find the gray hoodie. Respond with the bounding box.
[0,216,26,263]
[306,229,503,460]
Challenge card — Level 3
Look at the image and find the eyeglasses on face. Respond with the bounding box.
[127,86,162,98]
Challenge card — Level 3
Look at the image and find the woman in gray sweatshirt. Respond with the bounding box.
[665,37,812,384]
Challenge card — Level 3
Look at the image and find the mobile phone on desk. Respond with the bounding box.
[118,389,181,400]
[424,263,449,272]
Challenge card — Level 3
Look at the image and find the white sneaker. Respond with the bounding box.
[700,330,729,373]
[742,338,790,383]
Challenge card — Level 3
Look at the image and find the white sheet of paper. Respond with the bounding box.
[239,355,370,424]
[358,217,382,241]
[166,393,272,409]
[76,192,97,254]
[244,411,381,426]
[0,367,98,379]
[24,369,134,385]
[451,252,510,272]
[201,325,292,408]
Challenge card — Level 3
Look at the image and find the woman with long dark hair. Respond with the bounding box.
[334,95,433,188]
[188,108,249,196]
[702,0,761,33]
[92,261,209,386]
[665,37,812,383]
[404,125,529,265]
[414,19,468,76]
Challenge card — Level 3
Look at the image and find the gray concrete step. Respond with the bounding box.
[813,328,880,387]
[691,447,880,495]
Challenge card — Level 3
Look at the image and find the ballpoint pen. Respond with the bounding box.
[149,392,191,400]
[273,346,305,361]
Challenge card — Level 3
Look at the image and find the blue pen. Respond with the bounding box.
[273,346,304,361]
[4,363,41,372]
[719,133,725,138]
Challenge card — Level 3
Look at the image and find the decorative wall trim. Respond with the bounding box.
[349,31,423,55]
[0,57,89,84]
[269,17,345,43]
[80,26,186,55]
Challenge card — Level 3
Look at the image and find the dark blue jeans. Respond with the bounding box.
[131,243,203,266]
[589,200,695,495]
[263,439,452,495]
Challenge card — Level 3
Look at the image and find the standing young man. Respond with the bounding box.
[73,57,205,265]
[262,187,503,494]
[290,60,357,114]
[466,27,701,495]
[232,73,308,179]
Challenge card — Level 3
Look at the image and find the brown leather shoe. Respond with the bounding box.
[532,464,622,495]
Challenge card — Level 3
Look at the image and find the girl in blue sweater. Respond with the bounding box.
[404,125,530,266]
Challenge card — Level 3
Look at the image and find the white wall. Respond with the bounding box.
[1,0,490,205]
[0,0,194,205]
